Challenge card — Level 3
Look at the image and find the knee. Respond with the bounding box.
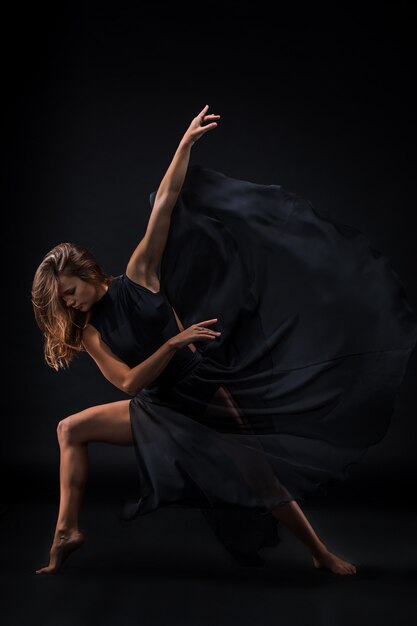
[57,416,77,445]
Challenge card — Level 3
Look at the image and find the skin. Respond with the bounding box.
[35,318,356,575]
[57,274,109,312]
[36,106,357,575]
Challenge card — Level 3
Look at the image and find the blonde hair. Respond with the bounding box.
[31,242,115,371]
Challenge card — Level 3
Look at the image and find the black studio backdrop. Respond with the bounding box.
[3,2,417,501]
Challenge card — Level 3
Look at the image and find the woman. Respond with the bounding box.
[32,105,417,576]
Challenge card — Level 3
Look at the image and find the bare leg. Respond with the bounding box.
[271,500,357,575]
[212,387,357,576]
[36,399,133,575]
[35,440,88,574]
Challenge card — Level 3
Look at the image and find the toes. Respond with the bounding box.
[36,565,56,574]
[312,553,357,576]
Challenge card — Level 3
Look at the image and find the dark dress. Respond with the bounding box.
[88,165,417,565]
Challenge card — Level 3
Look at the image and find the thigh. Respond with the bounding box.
[207,385,254,432]
[62,399,133,446]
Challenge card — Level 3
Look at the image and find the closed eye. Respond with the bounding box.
[62,289,75,299]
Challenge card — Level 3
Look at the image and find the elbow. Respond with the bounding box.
[122,377,135,396]
[154,189,178,211]
[123,376,142,397]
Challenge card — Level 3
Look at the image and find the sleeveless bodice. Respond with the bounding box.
[87,273,201,390]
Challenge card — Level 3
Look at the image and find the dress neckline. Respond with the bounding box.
[92,277,116,311]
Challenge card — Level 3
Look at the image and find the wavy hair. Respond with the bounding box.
[31,242,115,371]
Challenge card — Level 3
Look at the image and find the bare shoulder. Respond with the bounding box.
[81,324,130,393]
[125,262,160,293]
[82,323,100,348]
[82,323,128,365]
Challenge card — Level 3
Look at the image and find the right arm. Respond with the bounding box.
[82,318,220,395]
[82,325,178,395]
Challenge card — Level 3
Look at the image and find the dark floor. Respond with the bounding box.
[2,473,416,626]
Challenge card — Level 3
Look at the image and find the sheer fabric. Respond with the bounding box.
[90,165,417,564]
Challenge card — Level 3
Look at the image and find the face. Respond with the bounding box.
[57,274,107,312]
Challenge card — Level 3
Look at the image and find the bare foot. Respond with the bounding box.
[35,529,85,575]
[312,547,357,575]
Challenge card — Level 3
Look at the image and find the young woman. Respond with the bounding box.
[32,105,417,576]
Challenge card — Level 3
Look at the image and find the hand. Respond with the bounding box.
[182,105,220,146]
[169,318,221,349]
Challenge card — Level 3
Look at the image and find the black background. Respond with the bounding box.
[5,0,416,475]
[3,1,417,623]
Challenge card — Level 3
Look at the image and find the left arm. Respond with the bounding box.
[126,104,220,282]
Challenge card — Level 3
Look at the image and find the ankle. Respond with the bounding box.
[55,525,79,537]
[311,542,328,557]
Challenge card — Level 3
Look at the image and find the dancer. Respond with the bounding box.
[32,105,417,576]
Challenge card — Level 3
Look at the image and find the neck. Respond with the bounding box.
[97,282,110,302]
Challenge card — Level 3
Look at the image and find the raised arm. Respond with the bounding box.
[126,104,220,282]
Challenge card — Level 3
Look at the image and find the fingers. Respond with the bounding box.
[201,113,221,127]
[195,318,221,338]
[200,122,217,137]
[197,104,221,125]
[202,114,221,122]
[198,104,210,117]
[198,329,222,340]
[197,318,219,326]
[201,121,220,132]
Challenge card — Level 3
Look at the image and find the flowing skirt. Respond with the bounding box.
[122,165,417,564]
